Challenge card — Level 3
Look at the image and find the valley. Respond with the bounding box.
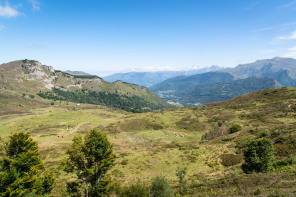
[1,75,296,195]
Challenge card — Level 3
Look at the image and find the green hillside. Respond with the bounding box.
[175,76,281,106]
[150,71,234,92]
[1,87,296,196]
[151,57,296,106]
[0,60,171,112]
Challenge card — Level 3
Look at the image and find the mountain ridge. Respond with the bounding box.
[0,59,171,112]
[151,57,296,106]
[103,65,227,87]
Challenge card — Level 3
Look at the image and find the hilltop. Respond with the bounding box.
[0,59,171,112]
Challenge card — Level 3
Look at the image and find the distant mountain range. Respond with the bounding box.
[0,60,171,112]
[103,65,226,87]
[64,70,91,76]
[151,57,296,106]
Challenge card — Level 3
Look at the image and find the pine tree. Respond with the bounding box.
[0,132,55,196]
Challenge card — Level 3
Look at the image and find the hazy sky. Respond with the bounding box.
[1,0,296,76]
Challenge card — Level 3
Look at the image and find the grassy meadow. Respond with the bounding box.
[1,87,296,196]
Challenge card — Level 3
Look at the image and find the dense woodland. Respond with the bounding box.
[37,88,167,112]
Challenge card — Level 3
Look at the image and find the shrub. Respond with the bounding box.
[119,179,149,197]
[150,176,173,197]
[176,166,188,195]
[229,124,243,134]
[242,138,274,173]
[121,159,128,165]
[201,126,226,140]
[273,156,296,169]
[153,124,164,130]
[220,154,243,167]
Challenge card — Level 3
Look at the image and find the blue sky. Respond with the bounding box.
[1,0,296,76]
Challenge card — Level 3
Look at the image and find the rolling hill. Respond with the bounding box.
[0,59,171,112]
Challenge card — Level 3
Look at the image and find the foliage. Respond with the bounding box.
[63,129,115,197]
[229,124,243,134]
[73,75,99,79]
[201,126,226,140]
[0,132,55,196]
[273,156,296,169]
[38,88,167,112]
[176,166,188,195]
[117,179,149,197]
[242,138,274,173]
[220,154,243,167]
[175,116,205,131]
[150,176,173,197]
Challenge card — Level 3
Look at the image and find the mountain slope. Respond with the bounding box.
[225,57,296,86]
[150,71,235,92]
[103,65,226,87]
[151,57,296,106]
[0,60,171,112]
[176,76,281,106]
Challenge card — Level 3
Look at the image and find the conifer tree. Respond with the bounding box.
[0,132,55,196]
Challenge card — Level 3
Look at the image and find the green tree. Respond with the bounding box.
[63,129,115,197]
[242,138,274,173]
[229,124,243,134]
[150,175,173,197]
[0,132,55,196]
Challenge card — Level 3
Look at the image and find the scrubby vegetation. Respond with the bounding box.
[1,87,296,196]
[229,124,243,134]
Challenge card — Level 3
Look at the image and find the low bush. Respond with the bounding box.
[150,176,173,197]
[229,124,243,134]
[242,138,274,173]
[118,179,149,197]
[273,156,296,168]
[220,154,243,167]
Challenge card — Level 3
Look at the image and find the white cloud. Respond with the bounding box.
[28,0,40,11]
[130,66,182,72]
[0,24,5,31]
[276,30,296,40]
[253,22,296,32]
[0,3,20,17]
[25,43,47,50]
[259,49,275,54]
[283,45,296,58]
[278,0,296,10]
[245,0,262,10]
[289,46,296,51]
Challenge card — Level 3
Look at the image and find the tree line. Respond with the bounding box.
[37,88,166,112]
